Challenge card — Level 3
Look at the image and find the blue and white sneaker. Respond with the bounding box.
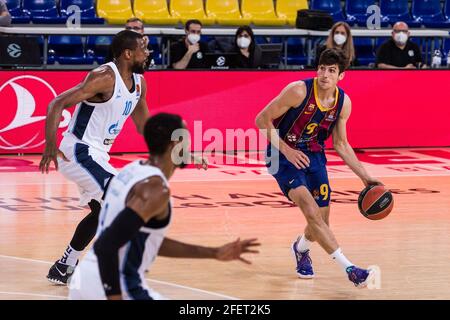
[346,266,374,288]
[291,239,314,279]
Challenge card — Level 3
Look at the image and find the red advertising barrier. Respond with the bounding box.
[0,70,449,154]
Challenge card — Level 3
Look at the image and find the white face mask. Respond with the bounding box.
[394,32,408,45]
[187,33,200,45]
[237,37,251,49]
[333,34,347,46]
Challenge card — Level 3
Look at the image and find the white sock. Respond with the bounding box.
[330,248,353,272]
[59,245,82,266]
[296,235,312,253]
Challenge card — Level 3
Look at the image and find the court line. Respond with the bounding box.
[0,254,239,300]
[146,278,238,300]
[0,291,66,299]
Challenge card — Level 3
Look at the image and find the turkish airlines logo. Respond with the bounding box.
[0,75,71,150]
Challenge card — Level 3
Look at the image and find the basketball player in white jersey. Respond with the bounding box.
[68,113,260,300]
[39,30,153,285]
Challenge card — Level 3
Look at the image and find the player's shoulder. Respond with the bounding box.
[130,175,170,203]
[285,80,308,97]
[88,64,116,83]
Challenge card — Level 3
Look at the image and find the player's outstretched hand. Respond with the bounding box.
[282,146,310,169]
[192,154,208,170]
[39,146,69,174]
[215,238,260,264]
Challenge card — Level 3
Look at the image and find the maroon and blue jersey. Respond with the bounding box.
[273,78,345,153]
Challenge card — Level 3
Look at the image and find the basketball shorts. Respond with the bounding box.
[58,137,117,206]
[68,253,167,300]
[267,149,332,207]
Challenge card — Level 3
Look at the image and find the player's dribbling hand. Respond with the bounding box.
[364,176,384,187]
[281,145,310,169]
[39,145,69,174]
[215,238,261,265]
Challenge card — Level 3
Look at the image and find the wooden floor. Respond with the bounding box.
[1,148,450,300]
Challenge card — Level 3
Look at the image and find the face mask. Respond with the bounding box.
[333,34,347,46]
[187,33,200,45]
[394,32,408,45]
[237,37,251,49]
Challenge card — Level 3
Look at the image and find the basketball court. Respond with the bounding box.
[1,147,449,300]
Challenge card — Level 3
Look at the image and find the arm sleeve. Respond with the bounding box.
[93,207,145,296]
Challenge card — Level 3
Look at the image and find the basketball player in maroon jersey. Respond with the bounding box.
[255,48,383,287]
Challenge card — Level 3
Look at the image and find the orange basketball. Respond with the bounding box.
[358,185,394,220]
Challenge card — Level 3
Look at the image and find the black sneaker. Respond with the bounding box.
[47,260,77,285]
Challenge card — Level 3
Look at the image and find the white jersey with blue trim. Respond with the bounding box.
[63,62,142,153]
[84,160,171,299]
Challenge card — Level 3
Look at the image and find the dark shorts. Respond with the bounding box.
[267,148,331,207]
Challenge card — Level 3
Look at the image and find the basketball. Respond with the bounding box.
[358,185,394,220]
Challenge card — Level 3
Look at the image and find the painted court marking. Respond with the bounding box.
[0,255,238,300]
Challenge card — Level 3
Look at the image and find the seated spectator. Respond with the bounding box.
[314,22,357,68]
[376,22,424,69]
[0,0,12,27]
[106,18,154,68]
[233,26,262,69]
[170,19,209,69]
[125,17,154,68]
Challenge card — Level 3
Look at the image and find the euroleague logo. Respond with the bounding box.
[0,75,71,150]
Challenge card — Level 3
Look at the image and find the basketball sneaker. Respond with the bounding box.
[346,266,374,288]
[291,239,314,278]
[47,260,77,285]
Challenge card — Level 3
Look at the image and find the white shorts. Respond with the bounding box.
[68,256,166,300]
[58,136,118,206]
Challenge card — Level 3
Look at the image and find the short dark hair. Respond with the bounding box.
[318,48,349,73]
[126,17,143,24]
[235,25,255,53]
[185,19,202,30]
[144,113,184,155]
[111,30,144,59]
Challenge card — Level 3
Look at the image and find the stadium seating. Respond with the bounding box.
[345,0,388,27]
[310,0,346,22]
[241,0,286,26]
[286,37,307,65]
[133,0,179,25]
[96,0,134,24]
[379,0,421,27]
[170,0,215,25]
[354,37,375,65]
[60,0,104,24]
[5,0,31,23]
[412,0,449,28]
[48,36,94,64]
[23,0,66,24]
[86,35,113,64]
[205,0,250,26]
[276,0,309,26]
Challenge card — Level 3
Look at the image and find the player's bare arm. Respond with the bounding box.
[39,66,115,173]
[94,176,170,300]
[158,237,260,264]
[131,76,149,135]
[332,94,382,187]
[255,81,311,169]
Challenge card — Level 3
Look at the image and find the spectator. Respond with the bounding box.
[233,26,262,69]
[170,19,208,69]
[314,22,357,68]
[106,18,154,67]
[0,0,12,27]
[376,22,423,69]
